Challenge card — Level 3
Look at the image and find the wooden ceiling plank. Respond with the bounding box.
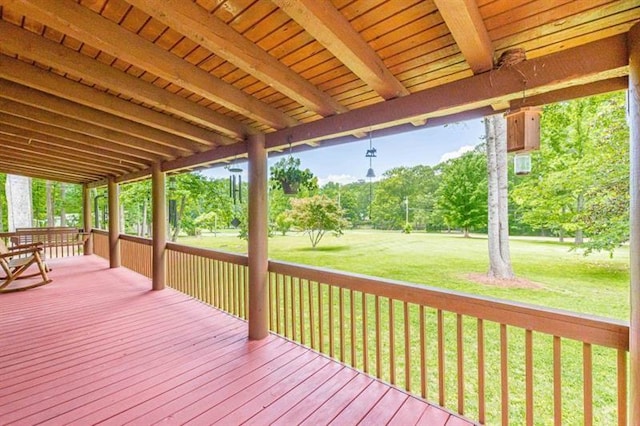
[0,113,160,164]
[0,98,183,158]
[272,0,410,100]
[433,0,494,74]
[263,34,628,149]
[5,0,297,129]
[127,0,346,117]
[0,137,132,174]
[0,23,247,140]
[0,79,209,153]
[0,131,139,172]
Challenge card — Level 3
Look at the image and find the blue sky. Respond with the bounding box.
[202,117,485,184]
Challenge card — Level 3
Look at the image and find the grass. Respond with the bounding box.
[176,230,629,425]
[179,230,629,320]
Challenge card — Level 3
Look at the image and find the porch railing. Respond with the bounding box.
[92,229,109,260]
[93,238,630,425]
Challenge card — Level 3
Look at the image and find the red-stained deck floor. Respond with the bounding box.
[1,255,474,425]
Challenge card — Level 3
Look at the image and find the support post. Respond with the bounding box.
[82,184,93,255]
[248,135,269,340]
[107,177,120,268]
[152,163,166,291]
[628,22,640,426]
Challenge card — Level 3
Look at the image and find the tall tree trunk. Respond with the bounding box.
[46,180,55,227]
[171,195,186,242]
[6,175,33,231]
[575,193,584,245]
[486,115,515,279]
[141,199,148,237]
[59,184,66,226]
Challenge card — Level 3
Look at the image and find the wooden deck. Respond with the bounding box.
[0,256,474,426]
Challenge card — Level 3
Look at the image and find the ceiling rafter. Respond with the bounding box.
[0,135,135,174]
[0,80,206,153]
[0,113,160,164]
[0,99,182,158]
[0,144,112,176]
[126,0,346,117]
[4,0,297,130]
[0,159,101,182]
[272,0,410,100]
[0,24,248,140]
[0,56,228,146]
[432,0,494,74]
[0,128,141,170]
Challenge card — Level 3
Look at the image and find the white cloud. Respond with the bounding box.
[317,174,361,186]
[439,145,476,163]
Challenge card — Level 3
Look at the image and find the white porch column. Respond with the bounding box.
[108,177,120,268]
[248,134,269,340]
[628,22,640,426]
[152,163,166,291]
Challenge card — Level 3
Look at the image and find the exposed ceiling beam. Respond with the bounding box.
[5,0,297,129]
[0,114,160,164]
[0,99,182,158]
[263,35,628,148]
[433,0,494,74]
[0,25,247,140]
[0,159,99,182]
[0,146,109,178]
[0,135,135,174]
[272,0,409,100]
[0,80,206,153]
[0,126,143,169]
[127,0,346,117]
[0,55,228,146]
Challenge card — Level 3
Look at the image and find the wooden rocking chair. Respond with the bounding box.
[0,239,51,293]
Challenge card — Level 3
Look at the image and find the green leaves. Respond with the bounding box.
[288,195,348,248]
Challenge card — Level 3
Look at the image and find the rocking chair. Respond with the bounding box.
[0,240,51,293]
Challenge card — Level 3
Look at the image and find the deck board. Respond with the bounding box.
[0,255,474,426]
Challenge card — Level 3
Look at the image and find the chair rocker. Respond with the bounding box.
[0,240,52,293]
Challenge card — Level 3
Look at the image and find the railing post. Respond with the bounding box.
[108,177,120,268]
[152,162,166,290]
[628,22,640,426]
[248,135,268,340]
[82,184,93,255]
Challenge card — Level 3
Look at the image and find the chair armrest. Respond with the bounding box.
[9,242,44,250]
[0,247,42,258]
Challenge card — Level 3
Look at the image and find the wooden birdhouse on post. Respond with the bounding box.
[506,107,542,175]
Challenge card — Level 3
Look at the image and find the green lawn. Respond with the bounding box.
[179,230,629,320]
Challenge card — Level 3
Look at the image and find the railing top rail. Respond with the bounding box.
[119,234,153,246]
[91,229,109,236]
[269,259,629,350]
[166,242,249,266]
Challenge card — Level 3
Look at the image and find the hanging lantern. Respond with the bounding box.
[506,107,541,153]
[514,153,532,175]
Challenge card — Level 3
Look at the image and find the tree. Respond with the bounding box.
[436,148,487,237]
[288,195,348,248]
[5,175,33,231]
[511,92,629,253]
[485,114,514,279]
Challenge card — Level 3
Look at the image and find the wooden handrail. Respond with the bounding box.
[91,229,109,236]
[166,242,249,266]
[118,234,153,246]
[268,259,629,350]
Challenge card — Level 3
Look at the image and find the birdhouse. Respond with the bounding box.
[506,107,541,153]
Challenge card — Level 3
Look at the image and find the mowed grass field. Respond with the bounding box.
[179,230,629,320]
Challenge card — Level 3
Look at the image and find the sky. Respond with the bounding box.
[201,117,485,185]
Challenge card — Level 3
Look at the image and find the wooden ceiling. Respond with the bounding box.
[0,0,638,184]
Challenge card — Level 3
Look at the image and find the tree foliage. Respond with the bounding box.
[436,148,488,237]
[511,92,629,253]
[288,195,348,248]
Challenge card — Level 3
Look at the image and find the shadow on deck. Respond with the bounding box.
[0,255,474,425]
